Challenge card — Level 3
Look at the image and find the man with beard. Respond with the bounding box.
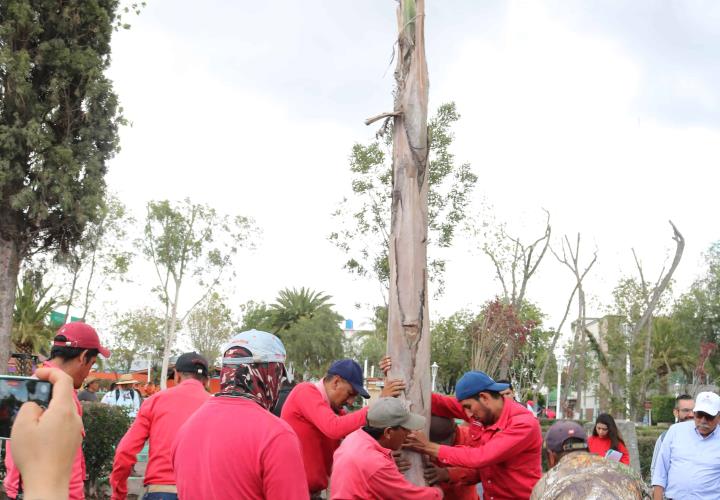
[652,391,720,499]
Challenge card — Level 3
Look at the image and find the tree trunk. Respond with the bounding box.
[64,267,79,323]
[385,0,430,487]
[159,284,181,390]
[0,238,21,375]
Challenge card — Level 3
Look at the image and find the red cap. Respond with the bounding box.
[53,322,111,358]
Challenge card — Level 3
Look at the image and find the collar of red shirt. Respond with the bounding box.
[358,427,393,457]
[315,378,331,404]
[179,378,205,389]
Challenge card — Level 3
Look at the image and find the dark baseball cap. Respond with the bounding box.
[455,371,509,400]
[53,322,110,358]
[327,359,370,399]
[175,352,209,376]
[545,421,587,453]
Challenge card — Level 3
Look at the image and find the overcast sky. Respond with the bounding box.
[99,1,720,348]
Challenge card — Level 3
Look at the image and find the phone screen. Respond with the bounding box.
[0,376,52,440]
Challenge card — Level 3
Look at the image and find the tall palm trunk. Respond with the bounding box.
[385,0,431,486]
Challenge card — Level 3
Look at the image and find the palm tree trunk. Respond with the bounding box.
[385,0,430,487]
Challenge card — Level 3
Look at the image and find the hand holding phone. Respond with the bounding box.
[0,375,52,440]
[10,367,82,499]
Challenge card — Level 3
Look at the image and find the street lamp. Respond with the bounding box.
[556,355,564,419]
[431,362,439,392]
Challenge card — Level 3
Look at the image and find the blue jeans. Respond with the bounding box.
[142,493,178,500]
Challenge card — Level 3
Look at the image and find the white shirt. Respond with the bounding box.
[101,387,142,418]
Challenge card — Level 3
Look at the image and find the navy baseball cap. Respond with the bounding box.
[455,371,510,400]
[327,359,370,399]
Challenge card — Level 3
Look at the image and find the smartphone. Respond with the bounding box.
[0,376,52,440]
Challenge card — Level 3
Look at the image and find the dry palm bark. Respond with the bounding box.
[380,0,430,486]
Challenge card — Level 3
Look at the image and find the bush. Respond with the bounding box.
[650,396,675,424]
[637,435,658,482]
[82,403,132,484]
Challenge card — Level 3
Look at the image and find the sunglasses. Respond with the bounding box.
[694,412,717,422]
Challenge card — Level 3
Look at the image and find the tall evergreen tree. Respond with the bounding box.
[0,0,123,372]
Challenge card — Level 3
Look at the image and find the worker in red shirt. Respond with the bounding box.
[281,358,405,497]
[406,370,543,500]
[330,397,442,499]
[109,351,211,500]
[4,322,111,500]
[424,416,481,500]
[172,329,307,499]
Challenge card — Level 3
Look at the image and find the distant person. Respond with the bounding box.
[330,397,442,499]
[495,379,517,401]
[172,330,307,499]
[652,391,720,500]
[101,374,142,418]
[423,416,480,500]
[544,407,556,420]
[588,413,630,465]
[649,394,693,479]
[110,352,211,500]
[531,420,647,499]
[78,376,101,402]
[281,358,405,497]
[271,379,295,418]
[4,322,111,500]
[406,370,543,500]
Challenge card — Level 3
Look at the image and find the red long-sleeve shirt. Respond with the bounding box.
[437,425,481,500]
[330,428,442,499]
[437,399,542,500]
[109,378,210,499]
[281,380,369,493]
[587,435,631,465]
[4,361,86,500]
[172,397,308,499]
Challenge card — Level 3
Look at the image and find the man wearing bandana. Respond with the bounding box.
[172,330,307,499]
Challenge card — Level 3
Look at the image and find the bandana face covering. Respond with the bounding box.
[217,346,287,410]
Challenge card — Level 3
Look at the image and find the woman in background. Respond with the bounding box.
[588,413,630,465]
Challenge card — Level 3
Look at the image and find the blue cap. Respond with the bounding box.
[327,359,370,399]
[455,371,510,400]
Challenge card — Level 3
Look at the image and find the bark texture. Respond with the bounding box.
[0,237,21,374]
[385,0,431,487]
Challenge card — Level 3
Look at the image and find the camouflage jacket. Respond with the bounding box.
[530,451,650,500]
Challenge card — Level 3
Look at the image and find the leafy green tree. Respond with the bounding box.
[430,310,473,394]
[671,241,720,384]
[143,199,256,388]
[346,306,388,371]
[187,292,235,365]
[330,102,477,297]
[12,271,57,374]
[109,308,165,374]
[238,300,275,333]
[281,307,344,380]
[0,0,124,373]
[57,194,133,322]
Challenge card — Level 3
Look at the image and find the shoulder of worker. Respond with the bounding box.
[538,452,648,499]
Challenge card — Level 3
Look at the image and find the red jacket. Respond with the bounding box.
[437,398,542,500]
[587,435,631,465]
[281,380,369,493]
[4,361,86,500]
[330,428,442,499]
[110,378,210,499]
